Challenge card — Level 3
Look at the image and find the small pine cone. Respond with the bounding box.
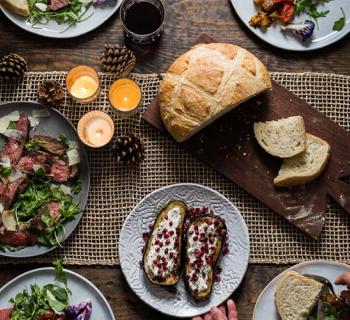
[0,53,27,82]
[113,133,145,165]
[37,80,65,108]
[101,44,136,78]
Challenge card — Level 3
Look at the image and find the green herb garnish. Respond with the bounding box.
[70,180,82,195]
[0,166,12,177]
[59,133,69,146]
[333,7,346,31]
[25,140,40,152]
[295,0,334,27]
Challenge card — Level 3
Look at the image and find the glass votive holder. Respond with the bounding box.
[66,65,100,104]
[108,78,142,117]
[120,0,166,45]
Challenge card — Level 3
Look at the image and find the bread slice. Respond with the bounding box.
[254,116,306,158]
[274,133,330,187]
[0,0,29,16]
[275,270,324,320]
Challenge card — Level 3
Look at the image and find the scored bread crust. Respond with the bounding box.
[159,43,272,142]
[275,270,324,320]
[274,133,331,187]
[0,0,29,16]
[254,116,306,158]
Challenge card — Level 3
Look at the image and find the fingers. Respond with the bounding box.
[204,313,212,320]
[192,317,204,320]
[211,306,228,320]
[227,299,238,320]
[335,271,350,287]
[219,304,226,314]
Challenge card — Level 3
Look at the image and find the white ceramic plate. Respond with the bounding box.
[0,0,122,38]
[253,260,350,320]
[0,267,115,320]
[231,0,350,51]
[119,183,250,318]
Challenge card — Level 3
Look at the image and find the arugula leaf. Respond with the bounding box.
[59,133,69,146]
[0,243,24,252]
[70,179,82,195]
[7,121,17,129]
[25,140,40,152]
[0,166,12,177]
[53,258,67,286]
[333,7,346,31]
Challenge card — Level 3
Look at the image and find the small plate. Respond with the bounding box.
[119,183,250,318]
[0,102,90,258]
[231,0,350,51]
[0,267,115,320]
[253,260,350,320]
[0,0,122,38]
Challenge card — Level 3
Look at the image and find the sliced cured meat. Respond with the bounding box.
[48,0,70,11]
[32,135,67,156]
[49,159,71,183]
[0,308,12,320]
[0,231,37,246]
[16,151,51,174]
[30,202,61,232]
[0,114,29,167]
[3,176,28,210]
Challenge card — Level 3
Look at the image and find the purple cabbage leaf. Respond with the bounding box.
[64,299,92,320]
[281,20,315,42]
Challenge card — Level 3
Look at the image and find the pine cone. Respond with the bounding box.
[101,44,136,78]
[113,133,145,165]
[37,80,64,108]
[0,53,27,82]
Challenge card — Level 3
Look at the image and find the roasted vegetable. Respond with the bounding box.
[281,19,315,41]
[143,200,187,285]
[250,9,273,28]
[184,215,227,300]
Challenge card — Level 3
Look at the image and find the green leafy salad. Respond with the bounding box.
[8,260,92,320]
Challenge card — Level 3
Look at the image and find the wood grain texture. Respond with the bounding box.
[0,265,288,320]
[0,0,349,319]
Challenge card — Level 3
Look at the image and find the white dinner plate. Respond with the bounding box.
[0,0,122,38]
[0,267,115,320]
[119,183,250,318]
[231,0,350,51]
[253,260,350,320]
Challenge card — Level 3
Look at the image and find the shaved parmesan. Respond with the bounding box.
[28,116,40,128]
[3,129,23,141]
[35,2,47,10]
[60,185,72,195]
[0,111,20,134]
[8,169,26,183]
[0,203,4,214]
[0,156,11,168]
[68,140,79,150]
[1,210,17,231]
[32,109,50,118]
[67,149,80,166]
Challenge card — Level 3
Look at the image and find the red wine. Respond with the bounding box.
[124,1,163,35]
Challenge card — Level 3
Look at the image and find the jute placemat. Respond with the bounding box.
[0,71,349,266]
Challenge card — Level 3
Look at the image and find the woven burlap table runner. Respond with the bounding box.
[0,71,349,266]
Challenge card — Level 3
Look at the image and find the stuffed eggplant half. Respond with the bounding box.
[143,200,187,285]
[184,215,227,300]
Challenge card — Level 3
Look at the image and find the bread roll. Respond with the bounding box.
[159,43,272,142]
[0,0,29,16]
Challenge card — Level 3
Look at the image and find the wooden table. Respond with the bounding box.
[0,0,349,319]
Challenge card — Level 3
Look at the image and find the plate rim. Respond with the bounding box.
[0,0,122,39]
[230,0,350,52]
[119,182,250,318]
[252,260,350,319]
[0,266,115,320]
[0,101,90,258]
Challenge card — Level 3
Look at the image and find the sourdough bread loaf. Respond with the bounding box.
[274,133,331,187]
[254,116,306,158]
[0,0,29,16]
[275,270,324,320]
[159,43,272,142]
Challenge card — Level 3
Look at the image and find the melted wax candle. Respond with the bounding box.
[109,79,142,113]
[70,76,99,100]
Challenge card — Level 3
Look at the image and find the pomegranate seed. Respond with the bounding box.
[215,275,221,282]
[165,239,170,245]
[214,220,219,226]
[155,247,160,253]
[163,228,168,234]
[193,236,198,241]
[164,233,170,239]
[161,256,166,261]
[153,259,157,265]
[169,221,173,227]
[158,233,162,238]
[142,232,150,240]
[223,247,229,255]
[209,239,214,244]
[165,248,169,254]
[215,266,223,274]
[169,230,174,236]
[169,252,174,258]
[157,255,161,260]
[204,226,208,232]
[208,221,213,225]
[155,239,160,245]
[159,242,163,248]
[164,214,168,220]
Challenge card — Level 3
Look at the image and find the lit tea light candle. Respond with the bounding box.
[109,79,142,115]
[66,66,100,103]
[77,111,114,148]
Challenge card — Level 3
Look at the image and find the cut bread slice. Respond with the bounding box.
[254,116,306,158]
[274,133,330,187]
[0,0,29,16]
[275,271,325,320]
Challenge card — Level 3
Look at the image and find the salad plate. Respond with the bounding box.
[0,0,122,38]
[0,267,115,320]
[119,183,250,318]
[253,260,350,320]
[231,0,350,51]
[0,102,90,258]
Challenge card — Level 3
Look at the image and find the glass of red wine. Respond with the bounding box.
[120,0,165,45]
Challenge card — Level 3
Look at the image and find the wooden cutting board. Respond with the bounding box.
[143,34,350,240]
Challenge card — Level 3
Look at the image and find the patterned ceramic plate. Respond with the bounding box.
[119,183,250,318]
[253,261,350,320]
[0,267,115,320]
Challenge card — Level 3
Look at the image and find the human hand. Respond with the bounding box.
[192,299,238,320]
[335,270,350,288]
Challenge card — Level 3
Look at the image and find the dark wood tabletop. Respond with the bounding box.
[0,0,349,319]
